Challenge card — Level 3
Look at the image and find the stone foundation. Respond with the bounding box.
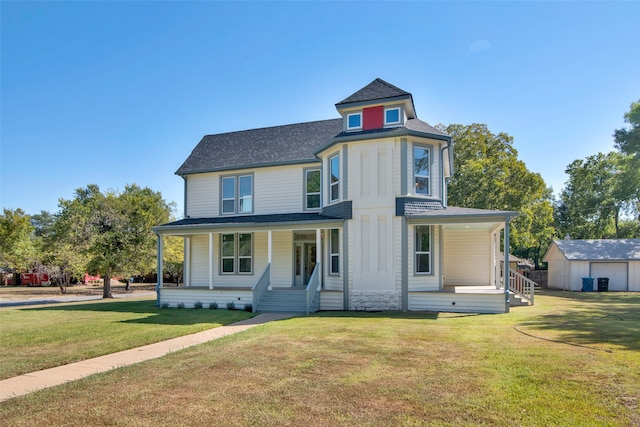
[349,291,400,311]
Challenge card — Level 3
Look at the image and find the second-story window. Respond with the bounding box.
[413,145,430,195]
[305,168,321,210]
[385,107,401,126]
[221,174,253,215]
[347,112,362,131]
[329,154,340,203]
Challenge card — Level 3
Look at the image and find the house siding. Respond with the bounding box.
[443,228,491,286]
[409,292,505,313]
[159,288,252,309]
[185,164,309,218]
[186,173,218,218]
[347,139,399,310]
[320,291,344,310]
[189,235,210,287]
[408,225,441,291]
[630,262,640,291]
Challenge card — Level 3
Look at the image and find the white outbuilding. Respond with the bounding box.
[543,239,640,292]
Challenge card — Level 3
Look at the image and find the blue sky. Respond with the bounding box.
[2,1,639,217]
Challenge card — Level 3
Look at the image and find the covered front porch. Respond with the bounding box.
[153,214,345,313]
[404,205,534,313]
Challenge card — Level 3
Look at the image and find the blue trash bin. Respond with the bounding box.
[581,277,594,292]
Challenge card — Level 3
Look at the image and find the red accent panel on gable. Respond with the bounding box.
[363,106,383,130]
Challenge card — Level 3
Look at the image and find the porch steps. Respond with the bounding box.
[257,289,307,313]
[509,292,530,307]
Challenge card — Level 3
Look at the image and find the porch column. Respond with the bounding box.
[316,228,322,289]
[268,230,273,264]
[184,236,191,287]
[208,233,214,290]
[155,232,163,306]
[504,217,511,313]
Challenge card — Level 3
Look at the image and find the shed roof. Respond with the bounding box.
[551,239,640,261]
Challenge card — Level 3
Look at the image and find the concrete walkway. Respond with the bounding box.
[0,312,295,402]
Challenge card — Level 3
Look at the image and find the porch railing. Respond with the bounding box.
[500,262,535,305]
[252,263,271,310]
[305,263,321,315]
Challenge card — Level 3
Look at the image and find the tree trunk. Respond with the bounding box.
[103,270,112,298]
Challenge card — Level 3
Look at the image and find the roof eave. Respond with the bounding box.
[176,158,321,176]
[406,211,518,223]
[154,218,345,234]
[315,128,451,156]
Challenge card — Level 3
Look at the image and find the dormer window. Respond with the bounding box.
[347,113,362,131]
[385,107,401,126]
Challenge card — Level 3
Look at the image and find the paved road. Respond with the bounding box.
[0,291,157,308]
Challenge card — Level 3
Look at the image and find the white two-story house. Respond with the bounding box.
[154,79,533,314]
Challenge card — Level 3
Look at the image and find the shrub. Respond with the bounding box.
[194,301,203,309]
[226,301,236,310]
[160,302,170,309]
[244,303,253,313]
[177,302,185,309]
[209,302,218,310]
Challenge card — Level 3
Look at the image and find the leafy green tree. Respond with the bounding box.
[440,123,556,267]
[557,151,638,239]
[163,236,184,285]
[614,99,640,219]
[56,184,173,298]
[0,208,39,272]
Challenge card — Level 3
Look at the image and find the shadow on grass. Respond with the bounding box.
[520,290,640,351]
[21,299,253,326]
[311,310,442,321]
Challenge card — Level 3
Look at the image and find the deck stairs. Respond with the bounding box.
[257,288,307,313]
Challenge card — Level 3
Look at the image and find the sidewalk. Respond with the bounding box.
[0,312,295,402]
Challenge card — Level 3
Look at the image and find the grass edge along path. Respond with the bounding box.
[0,297,253,380]
[1,291,638,426]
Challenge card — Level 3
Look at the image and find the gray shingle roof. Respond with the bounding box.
[554,239,640,261]
[156,213,342,230]
[406,204,517,219]
[336,78,411,106]
[176,119,343,175]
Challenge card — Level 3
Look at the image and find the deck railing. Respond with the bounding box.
[305,263,321,314]
[500,263,535,305]
[252,263,271,310]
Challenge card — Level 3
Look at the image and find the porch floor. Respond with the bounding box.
[441,285,503,294]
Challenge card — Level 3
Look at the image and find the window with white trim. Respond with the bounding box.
[221,174,253,214]
[330,228,340,275]
[221,233,253,274]
[305,168,321,210]
[413,145,430,195]
[385,107,401,126]
[329,154,340,203]
[347,112,362,130]
[415,226,431,274]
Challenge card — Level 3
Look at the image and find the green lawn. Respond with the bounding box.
[0,297,253,380]
[1,291,639,426]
